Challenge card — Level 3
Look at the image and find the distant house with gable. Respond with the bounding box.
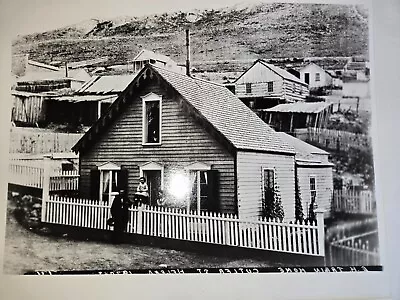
[299,63,333,91]
[230,59,309,110]
[128,49,185,74]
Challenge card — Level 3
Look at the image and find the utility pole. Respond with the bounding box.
[186,28,190,76]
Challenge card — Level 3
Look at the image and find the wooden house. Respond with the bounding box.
[231,59,309,109]
[278,132,334,218]
[262,102,334,133]
[72,64,307,221]
[299,63,333,91]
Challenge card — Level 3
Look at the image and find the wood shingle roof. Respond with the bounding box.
[73,65,295,155]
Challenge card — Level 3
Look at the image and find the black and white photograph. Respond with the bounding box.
[0,0,386,279]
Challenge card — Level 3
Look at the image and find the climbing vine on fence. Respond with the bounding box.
[262,169,284,221]
[295,168,304,222]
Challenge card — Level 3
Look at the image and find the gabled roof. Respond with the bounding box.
[73,65,295,155]
[265,102,333,113]
[299,63,334,78]
[278,132,333,166]
[132,49,175,65]
[235,60,307,86]
[76,74,135,94]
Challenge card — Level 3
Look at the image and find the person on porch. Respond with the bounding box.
[134,176,149,205]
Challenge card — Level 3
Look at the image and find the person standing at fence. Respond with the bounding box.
[110,189,129,244]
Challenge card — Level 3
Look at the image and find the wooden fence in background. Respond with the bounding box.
[328,231,380,266]
[294,128,370,152]
[333,189,375,215]
[8,160,79,192]
[42,195,326,257]
[9,127,83,154]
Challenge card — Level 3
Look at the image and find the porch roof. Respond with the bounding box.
[278,132,332,166]
[76,74,135,94]
[50,94,117,103]
[265,102,333,114]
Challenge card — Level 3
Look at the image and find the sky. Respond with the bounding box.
[0,0,264,37]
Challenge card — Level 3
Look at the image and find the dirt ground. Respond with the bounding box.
[2,200,278,274]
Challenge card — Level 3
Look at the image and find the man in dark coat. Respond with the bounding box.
[110,189,129,244]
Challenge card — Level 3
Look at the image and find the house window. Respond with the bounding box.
[262,168,275,216]
[315,73,321,82]
[184,162,218,213]
[142,93,162,145]
[189,170,209,212]
[268,81,273,93]
[97,162,122,203]
[246,83,252,94]
[308,176,317,219]
[310,176,316,203]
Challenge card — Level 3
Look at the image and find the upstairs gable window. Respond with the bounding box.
[268,81,273,93]
[315,73,321,82]
[246,83,252,94]
[142,93,162,145]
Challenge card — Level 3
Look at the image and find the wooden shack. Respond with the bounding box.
[231,59,309,109]
[262,102,334,133]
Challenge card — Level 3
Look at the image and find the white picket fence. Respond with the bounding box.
[9,162,44,188]
[333,189,375,215]
[49,170,80,191]
[328,231,380,265]
[8,160,79,192]
[42,195,325,257]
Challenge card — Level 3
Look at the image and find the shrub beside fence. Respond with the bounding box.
[42,195,326,257]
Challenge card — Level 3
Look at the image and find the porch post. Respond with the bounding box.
[315,208,326,258]
[137,205,143,234]
[41,155,52,222]
[97,101,102,119]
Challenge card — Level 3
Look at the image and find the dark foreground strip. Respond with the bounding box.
[25,265,382,275]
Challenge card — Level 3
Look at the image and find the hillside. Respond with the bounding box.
[12,2,369,69]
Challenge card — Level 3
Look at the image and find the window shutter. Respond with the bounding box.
[118,168,129,196]
[206,170,220,212]
[90,169,100,200]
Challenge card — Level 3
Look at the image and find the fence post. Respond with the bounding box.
[137,205,143,234]
[315,208,326,258]
[41,155,52,222]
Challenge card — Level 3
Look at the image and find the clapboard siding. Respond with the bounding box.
[80,82,236,214]
[234,61,308,103]
[299,64,333,89]
[236,151,296,220]
[297,166,333,218]
[235,81,284,99]
[282,80,309,102]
